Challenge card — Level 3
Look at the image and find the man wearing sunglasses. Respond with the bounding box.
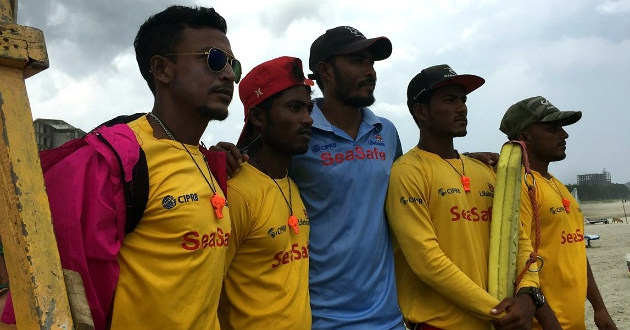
[109,5,241,330]
[1,5,239,330]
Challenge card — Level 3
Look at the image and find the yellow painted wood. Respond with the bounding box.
[0,1,74,329]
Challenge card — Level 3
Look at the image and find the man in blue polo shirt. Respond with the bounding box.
[289,26,404,330]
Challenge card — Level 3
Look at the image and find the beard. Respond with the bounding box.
[332,65,376,108]
[196,105,228,121]
[336,90,375,108]
[453,129,468,137]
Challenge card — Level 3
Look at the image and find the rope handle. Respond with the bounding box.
[508,140,542,289]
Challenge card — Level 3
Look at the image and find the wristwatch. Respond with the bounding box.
[517,286,546,309]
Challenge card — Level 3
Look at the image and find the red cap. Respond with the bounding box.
[237,56,314,147]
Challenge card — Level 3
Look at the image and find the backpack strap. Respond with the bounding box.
[93,113,149,234]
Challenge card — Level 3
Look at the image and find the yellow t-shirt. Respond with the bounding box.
[386,147,538,330]
[520,171,587,330]
[219,162,311,330]
[110,116,231,330]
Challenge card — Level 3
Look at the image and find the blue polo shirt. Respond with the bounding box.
[290,99,404,330]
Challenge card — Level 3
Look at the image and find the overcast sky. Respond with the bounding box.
[17,0,630,185]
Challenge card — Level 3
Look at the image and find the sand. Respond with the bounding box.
[580,201,630,329]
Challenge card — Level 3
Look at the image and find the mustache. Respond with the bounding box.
[358,78,376,87]
[211,85,234,97]
[298,126,312,136]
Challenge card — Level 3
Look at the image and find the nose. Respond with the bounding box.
[560,127,569,139]
[303,109,314,126]
[219,63,236,83]
[457,102,468,115]
[366,64,376,79]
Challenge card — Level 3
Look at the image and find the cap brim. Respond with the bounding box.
[432,74,485,95]
[334,37,393,61]
[539,110,582,126]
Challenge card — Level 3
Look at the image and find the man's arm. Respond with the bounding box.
[534,302,562,330]
[586,258,617,330]
[464,152,499,169]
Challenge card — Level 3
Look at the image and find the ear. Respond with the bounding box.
[317,61,334,87]
[150,55,171,86]
[517,131,529,143]
[413,103,428,123]
[248,106,266,132]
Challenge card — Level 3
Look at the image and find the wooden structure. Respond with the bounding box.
[0,0,76,329]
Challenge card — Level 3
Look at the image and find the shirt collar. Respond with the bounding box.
[311,98,382,132]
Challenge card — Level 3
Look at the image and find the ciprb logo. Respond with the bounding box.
[267,225,287,238]
[162,195,177,209]
[311,142,336,153]
[400,196,423,205]
[438,187,461,196]
[162,193,200,210]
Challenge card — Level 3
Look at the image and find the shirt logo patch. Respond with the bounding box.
[400,196,423,205]
[320,146,387,166]
[311,142,337,153]
[438,187,462,196]
[450,206,493,221]
[268,225,287,238]
[162,193,200,210]
[162,195,177,209]
[368,134,385,146]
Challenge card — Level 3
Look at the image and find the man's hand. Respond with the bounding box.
[211,142,248,179]
[491,294,535,330]
[594,308,617,330]
[465,152,499,169]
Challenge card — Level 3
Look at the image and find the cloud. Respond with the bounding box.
[14,0,630,184]
[596,0,630,14]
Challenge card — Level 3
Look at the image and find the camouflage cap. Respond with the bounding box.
[500,96,582,139]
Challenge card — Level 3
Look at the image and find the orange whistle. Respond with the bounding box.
[288,215,299,234]
[461,175,471,192]
[211,194,226,219]
[562,197,571,213]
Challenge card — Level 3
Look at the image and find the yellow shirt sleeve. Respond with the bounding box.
[386,160,500,320]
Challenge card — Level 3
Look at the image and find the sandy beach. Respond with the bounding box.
[580,201,630,329]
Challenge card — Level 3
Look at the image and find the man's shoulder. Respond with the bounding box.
[227,164,267,199]
[391,149,424,175]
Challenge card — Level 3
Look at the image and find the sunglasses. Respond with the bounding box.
[164,47,242,83]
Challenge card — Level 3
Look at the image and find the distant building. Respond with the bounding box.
[577,169,611,186]
[33,118,85,151]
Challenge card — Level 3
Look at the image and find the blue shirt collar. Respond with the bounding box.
[311,98,382,132]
